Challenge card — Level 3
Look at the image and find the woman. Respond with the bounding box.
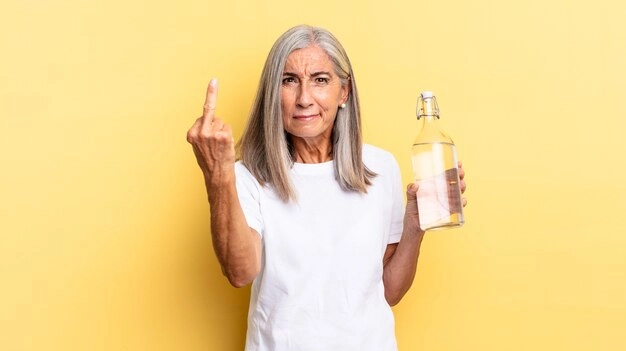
[187,25,466,351]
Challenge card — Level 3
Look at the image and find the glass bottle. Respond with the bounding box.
[411,91,464,231]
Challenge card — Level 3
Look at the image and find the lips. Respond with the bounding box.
[293,114,319,121]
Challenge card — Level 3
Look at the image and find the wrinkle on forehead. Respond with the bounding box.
[283,45,334,77]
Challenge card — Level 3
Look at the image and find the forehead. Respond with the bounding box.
[283,45,334,73]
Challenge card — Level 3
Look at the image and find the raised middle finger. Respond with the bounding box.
[202,78,218,120]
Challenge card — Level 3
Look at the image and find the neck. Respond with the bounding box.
[291,137,333,163]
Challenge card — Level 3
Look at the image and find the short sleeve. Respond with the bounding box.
[387,155,404,244]
[234,162,264,236]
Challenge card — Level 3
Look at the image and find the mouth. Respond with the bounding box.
[293,114,319,121]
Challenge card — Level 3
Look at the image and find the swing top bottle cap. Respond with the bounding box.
[416,91,439,119]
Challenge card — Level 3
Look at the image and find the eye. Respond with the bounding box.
[315,77,330,84]
[282,77,296,84]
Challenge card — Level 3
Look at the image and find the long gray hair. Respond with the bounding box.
[238,25,376,202]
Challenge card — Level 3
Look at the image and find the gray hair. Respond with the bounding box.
[238,25,375,202]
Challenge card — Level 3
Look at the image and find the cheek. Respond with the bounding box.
[280,92,291,113]
[321,86,343,110]
[280,98,291,128]
[325,108,339,123]
[316,92,335,111]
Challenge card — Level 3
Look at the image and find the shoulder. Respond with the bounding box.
[362,144,399,172]
[363,143,394,158]
[235,161,261,188]
[235,160,252,176]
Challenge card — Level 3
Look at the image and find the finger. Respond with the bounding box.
[213,125,235,152]
[202,78,219,120]
[221,123,233,134]
[462,197,468,207]
[212,117,225,132]
[186,117,202,144]
[199,116,222,138]
[406,183,419,199]
[458,162,465,180]
[221,124,236,144]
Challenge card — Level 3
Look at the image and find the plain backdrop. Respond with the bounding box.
[2,0,625,350]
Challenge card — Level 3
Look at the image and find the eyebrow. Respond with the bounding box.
[282,71,332,77]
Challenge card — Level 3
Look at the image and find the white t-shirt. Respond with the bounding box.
[235,144,405,351]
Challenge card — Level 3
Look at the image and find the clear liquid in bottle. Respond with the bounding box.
[412,142,464,231]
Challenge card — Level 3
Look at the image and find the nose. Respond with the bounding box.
[296,82,313,108]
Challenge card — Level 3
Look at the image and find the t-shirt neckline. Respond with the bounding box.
[291,160,334,175]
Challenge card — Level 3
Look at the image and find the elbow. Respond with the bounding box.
[223,266,259,288]
[384,283,411,306]
[228,275,253,288]
[218,242,262,288]
[385,293,402,307]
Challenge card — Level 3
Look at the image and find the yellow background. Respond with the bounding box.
[2,0,625,350]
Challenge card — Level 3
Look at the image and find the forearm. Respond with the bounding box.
[383,228,424,306]
[206,170,261,288]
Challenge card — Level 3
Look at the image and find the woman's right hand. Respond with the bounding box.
[186,79,236,184]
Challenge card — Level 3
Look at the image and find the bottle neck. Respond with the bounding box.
[420,114,439,124]
[416,95,440,120]
[419,115,442,134]
[414,94,453,144]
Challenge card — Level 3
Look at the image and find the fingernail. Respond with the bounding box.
[210,78,218,86]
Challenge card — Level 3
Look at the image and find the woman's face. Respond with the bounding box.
[280,45,349,145]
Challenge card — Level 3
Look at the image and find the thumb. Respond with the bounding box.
[406,183,419,201]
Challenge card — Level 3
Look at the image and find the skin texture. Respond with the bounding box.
[186,79,261,287]
[186,46,468,303]
[280,45,349,163]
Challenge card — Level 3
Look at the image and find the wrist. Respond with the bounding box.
[402,224,425,243]
[204,165,235,186]
[205,170,236,200]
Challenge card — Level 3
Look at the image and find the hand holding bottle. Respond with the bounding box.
[406,161,467,233]
[458,161,468,207]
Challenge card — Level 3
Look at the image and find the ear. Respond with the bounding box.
[339,80,351,105]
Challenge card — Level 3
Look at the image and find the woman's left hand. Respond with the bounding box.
[459,161,467,207]
[404,161,468,234]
